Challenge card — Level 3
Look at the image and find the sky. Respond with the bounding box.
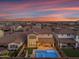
[0,0,79,21]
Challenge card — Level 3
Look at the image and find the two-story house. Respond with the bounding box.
[27,28,54,49]
[75,31,79,48]
[8,32,24,51]
[54,28,77,48]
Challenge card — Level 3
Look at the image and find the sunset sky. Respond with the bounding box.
[0,0,79,21]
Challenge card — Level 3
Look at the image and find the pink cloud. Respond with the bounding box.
[0,13,11,17]
[0,0,79,20]
[0,0,72,12]
[0,0,79,12]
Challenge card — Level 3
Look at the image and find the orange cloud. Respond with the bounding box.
[39,7,79,12]
[46,14,64,18]
[48,7,79,11]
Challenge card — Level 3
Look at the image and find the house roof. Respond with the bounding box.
[58,38,77,44]
[76,30,79,35]
[38,38,53,44]
[0,33,15,46]
[31,28,52,34]
[0,32,24,46]
[54,28,75,34]
[13,37,22,44]
[24,28,53,35]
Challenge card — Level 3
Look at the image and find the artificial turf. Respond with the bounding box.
[62,48,79,57]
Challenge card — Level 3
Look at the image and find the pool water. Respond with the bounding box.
[35,50,60,58]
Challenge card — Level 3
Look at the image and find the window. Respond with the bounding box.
[78,36,79,39]
[67,34,70,36]
[10,45,18,48]
[61,34,64,36]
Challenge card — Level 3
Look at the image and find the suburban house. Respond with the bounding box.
[27,28,54,49]
[8,37,23,51]
[53,28,77,48]
[27,28,56,58]
[0,33,16,47]
[75,30,79,48]
[10,25,24,32]
[8,32,24,51]
[15,25,24,32]
[54,28,75,39]
[32,23,42,29]
[24,25,32,31]
[0,31,24,51]
[27,33,38,48]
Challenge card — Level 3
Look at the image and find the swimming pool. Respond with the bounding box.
[35,50,60,58]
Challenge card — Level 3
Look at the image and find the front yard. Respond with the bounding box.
[0,50,9,57]
[62,48,79,57]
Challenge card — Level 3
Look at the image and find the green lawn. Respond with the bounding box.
[62,48,79,57]
[28,48,33,54]
[9,45,23,57]
[0,50,9,57]
[28,48,36,54]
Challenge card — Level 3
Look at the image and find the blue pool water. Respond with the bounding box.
[35,50,60,58]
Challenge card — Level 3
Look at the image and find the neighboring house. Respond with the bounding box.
[54,28,75,39]
[24,25,32,31]
[0,33,15,47]
[8,42,22,51]
[0,31,24,51]
[53,28,77,48]
[10,25,24,32]
[8,33,24,51]
[10,25,16,32]
[75,31,79,48]
[0,25,4,30]
[32,23,42,29]
[57,38,76,48]
[0,30,4,38]
[15,25,24,32]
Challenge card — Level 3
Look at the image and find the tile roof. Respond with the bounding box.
[76,30,79,35]
[0,32,24,46]
[37,38,54,45]
[24,28,53,35]
[54,28,75,34]
[31,28,52,34]
[58,38,77,44]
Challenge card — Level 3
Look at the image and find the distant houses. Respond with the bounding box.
[0,22,79,58]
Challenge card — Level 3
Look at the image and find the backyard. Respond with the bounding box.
[62,48,79,57]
